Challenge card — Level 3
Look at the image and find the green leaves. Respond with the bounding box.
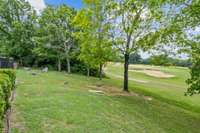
[0,0,36,63]
[75,0,114,69]
[165,0,200,95]
[37,5,76,59]
[186,56,200,95]
[110,0,166,55]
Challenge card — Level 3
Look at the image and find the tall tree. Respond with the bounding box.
[0,0,36,65]
[36,5,76,72]
[110,0,164,91]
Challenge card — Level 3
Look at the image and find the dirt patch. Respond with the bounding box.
[88,85,138,97]
[130,69,175,78]
[87,85,153,101]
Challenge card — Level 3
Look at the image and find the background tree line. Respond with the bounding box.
[0,0,199,94]
[120,52,192,67]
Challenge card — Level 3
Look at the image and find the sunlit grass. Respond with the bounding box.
[11,69,200,133]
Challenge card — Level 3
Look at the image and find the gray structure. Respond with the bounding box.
[0,57,14,68]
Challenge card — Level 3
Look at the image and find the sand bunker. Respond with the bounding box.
[130,69,175,78]
[88,85,138,96]
[107,63,175,78]
[129,64,160,70]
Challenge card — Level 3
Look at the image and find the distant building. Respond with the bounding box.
[0,57,14,68]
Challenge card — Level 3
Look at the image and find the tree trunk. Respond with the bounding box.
[123,53,129,92]
[19,58,23,67]
[67,58,71,73]
[58,58,61,72]
[99,64,103,80]
[87,67,90,77]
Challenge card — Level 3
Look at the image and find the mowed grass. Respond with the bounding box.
[11,69,200,133]
[106,63,200,113]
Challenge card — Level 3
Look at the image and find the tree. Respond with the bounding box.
[186,44,200,95]
[161,0,200,95]
[73,10,97,77]
[182,0,200,95]
[36,5,76,72]
[110,0,164,91]
[74,0,114,79]
[149,54,171,66]
[0,0,37,65]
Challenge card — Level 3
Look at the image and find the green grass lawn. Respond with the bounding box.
[106,63,200,113]
[11,69,200,133]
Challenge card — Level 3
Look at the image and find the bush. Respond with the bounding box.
[34,57,100,77]
[70,59,99,77]
[0,69,16,130]
[147,54,192,67]
[129,53,142,64]
[0,69,16,90]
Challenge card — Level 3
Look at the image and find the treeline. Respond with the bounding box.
[116,53,191,67]
[148,55,191,67]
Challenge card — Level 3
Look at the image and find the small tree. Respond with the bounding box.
[74,0,114,79]
[79,37,97,77]
[73,10,97,77]
[110,0,164,91]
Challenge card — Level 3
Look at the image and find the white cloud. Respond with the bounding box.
[27,0,46,13]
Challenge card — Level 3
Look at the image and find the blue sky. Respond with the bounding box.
[45,0,82,9]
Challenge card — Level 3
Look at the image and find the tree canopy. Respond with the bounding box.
[0,0,36,65]
[74,0,114,79]
[35,5,76,72]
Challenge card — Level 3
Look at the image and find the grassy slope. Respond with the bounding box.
[105,63,200,113]
[11,69,200,133]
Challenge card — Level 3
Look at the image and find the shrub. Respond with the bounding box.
[0,69,16,90]
[0,69,16,130]
[129,52,142,64]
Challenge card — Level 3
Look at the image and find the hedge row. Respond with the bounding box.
[0,69,16,130]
